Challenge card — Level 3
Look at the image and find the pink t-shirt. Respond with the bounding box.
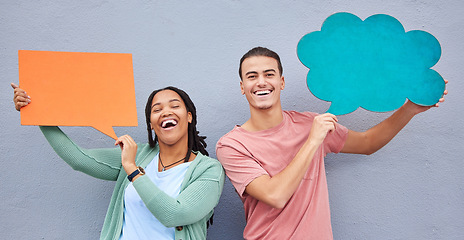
[216,111,348,240]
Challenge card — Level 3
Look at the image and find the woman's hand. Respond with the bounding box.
[115,135,138,176]
[11,83,31,111]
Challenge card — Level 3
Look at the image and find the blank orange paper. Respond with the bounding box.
[18,50,138,140]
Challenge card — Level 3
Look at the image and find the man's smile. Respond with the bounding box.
[254,89,273,96]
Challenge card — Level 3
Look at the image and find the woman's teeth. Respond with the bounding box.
[161,119,177,128]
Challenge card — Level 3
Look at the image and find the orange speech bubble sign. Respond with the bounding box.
[18,50,137,140]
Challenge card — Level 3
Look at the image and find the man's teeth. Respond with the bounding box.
[255,90,271,95]
[162,119,178,128]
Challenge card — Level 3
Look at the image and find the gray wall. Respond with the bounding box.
[1,0,463,239]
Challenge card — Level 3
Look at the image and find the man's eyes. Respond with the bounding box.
[247,73,274,79]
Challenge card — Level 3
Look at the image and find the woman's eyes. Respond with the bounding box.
[152,105,180,113]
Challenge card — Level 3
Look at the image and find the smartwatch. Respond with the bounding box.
[127,166,145,182]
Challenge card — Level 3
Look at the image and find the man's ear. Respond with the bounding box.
[281,76,285,90]
[240,80,245,95]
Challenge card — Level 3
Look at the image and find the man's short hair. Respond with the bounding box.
[239,47,283,80]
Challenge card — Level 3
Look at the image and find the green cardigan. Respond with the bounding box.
[40,126,225,240]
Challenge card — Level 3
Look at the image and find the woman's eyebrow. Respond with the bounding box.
[151,99,181,108]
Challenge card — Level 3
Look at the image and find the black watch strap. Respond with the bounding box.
[127,167,145,182]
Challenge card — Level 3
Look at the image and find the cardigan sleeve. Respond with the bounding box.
[40,126,122,181]
[132,159,225,228]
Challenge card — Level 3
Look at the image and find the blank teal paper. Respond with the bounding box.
[297,12,445,115]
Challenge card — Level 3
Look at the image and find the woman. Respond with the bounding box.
[12,83,225,240]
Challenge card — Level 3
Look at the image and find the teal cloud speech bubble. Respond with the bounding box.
[297,12,445,115]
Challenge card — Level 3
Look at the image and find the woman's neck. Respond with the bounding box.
[157,139,195,172]
[158,142,188,162]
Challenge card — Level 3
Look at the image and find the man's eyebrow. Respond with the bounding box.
[245,69,276,76]
[151,99,181,108]
[245,71,258,76]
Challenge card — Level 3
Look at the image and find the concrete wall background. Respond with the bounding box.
[1,0,463,239]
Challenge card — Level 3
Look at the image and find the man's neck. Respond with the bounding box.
[242,105,284,132]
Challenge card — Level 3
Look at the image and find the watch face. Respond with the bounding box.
[138,167,145,174]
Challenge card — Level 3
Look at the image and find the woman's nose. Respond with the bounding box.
[161,110,172,118]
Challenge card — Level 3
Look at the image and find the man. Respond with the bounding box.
[216,47,447,239]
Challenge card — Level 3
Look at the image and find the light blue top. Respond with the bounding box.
[120,154,191,240]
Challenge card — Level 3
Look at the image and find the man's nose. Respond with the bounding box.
[257,75,266,86]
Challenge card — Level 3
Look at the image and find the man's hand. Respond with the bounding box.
[404,79,448,115]
[308,113,338,145]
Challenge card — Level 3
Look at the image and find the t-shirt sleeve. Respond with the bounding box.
[216,137,268,197]
[300,111,348,155]
[323,121,349,154]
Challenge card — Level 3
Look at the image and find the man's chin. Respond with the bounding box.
[253,104,273,110]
